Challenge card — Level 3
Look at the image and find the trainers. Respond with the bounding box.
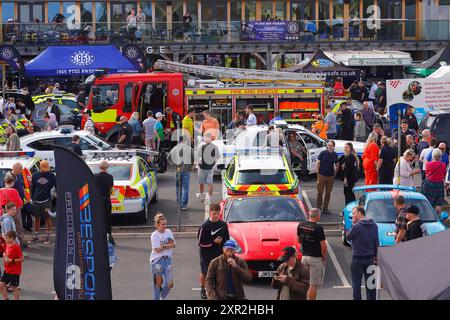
[28,235,39,243]
[181,207,187,211]
[200,288,207,300]
[48,210,57,218]
[44,234,52,245]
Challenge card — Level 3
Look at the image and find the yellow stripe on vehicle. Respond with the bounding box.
[92,109,117,123]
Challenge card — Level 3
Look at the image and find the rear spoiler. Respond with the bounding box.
[353,184,416,193]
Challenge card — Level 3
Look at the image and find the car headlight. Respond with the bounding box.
[229,236,243,254]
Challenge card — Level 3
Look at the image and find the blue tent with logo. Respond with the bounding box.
[25,45,138,77]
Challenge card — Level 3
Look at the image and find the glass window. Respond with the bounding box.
[275,1,285,20]
[89,164,132,181]
[405,0,416,37]
[154,1,167,30]
[19,4,31,23]
[1,2,15,22]
[226,197,305,222]
[379,0,402,40]
[245,0,256,21]
[362,0,375,38]
[227,160,235,180]
[261,1,272,20]
[81,2,93,24]
[318,0,330,39]
[202,1,227,23]
[333,0,344,38]
[95,2,107,24]
[366,199,437,223]
[349,0,360,38]
[291,0,314,21]
[140,1,152,25]
[48,2,61,23]
[91,84,120,112]
[124,83,133,113]
[33,4,44,22]
[28,139,56,151]
[230,0,242,22]
[237,169,289,185]
[186,0,198,23]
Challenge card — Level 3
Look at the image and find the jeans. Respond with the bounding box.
[351,256,377,300]
[343,181,356,205]
[176,172,190,208]
[151,256,173,300]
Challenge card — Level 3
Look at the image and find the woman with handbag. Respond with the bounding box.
[422,149,447,215]
[0,173,24,246]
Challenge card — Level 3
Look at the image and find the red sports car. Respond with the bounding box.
[220,196,307,278]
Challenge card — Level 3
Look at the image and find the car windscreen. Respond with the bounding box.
[227,197,305,223]
[365,198,438,223]
[85,134,113,150]
[237,169,289,185]
[89,164,131,181]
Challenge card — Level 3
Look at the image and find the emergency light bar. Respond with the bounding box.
[234,147,285,156]
[0,151,36,158]
[87,149,159,160]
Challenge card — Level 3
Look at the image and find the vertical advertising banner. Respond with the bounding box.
[53,146,112,300]
[0,45,25,74]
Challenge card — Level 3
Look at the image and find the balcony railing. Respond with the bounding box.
[0,19,447,47]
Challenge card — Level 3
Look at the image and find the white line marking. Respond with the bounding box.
[192,288,201,291]
[332,286,364,289]
[302,190,313,211]
[326,240,351,288]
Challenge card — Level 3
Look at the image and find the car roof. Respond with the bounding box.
[20,128,91,142]
[428,110,450,116]
[366,191,428,202]
[0,157,36,169]
[236,154,286,170]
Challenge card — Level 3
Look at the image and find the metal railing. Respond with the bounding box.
[0,19,447,46]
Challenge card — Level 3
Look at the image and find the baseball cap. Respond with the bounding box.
[40,160,50,172]
[405,205,419,215]
[278,246,297,262]
[223,240,236,250]
[155,112,164,118]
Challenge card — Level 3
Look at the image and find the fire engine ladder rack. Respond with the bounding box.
[154,60,325,85]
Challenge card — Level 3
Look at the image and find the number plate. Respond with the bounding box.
[112,205,124,212]
[249,191,277,196]
[258,271,276,278]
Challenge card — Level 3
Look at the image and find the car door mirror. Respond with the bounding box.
[440,212,449,221]
[217,164,225,171]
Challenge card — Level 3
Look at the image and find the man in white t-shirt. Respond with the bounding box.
[419,137,437,181]
[245,105,257,127]
[143,110,157,150]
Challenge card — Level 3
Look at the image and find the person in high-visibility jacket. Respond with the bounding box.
[312,114,329,140]
[362,133,380,186]
[182,107,195,144]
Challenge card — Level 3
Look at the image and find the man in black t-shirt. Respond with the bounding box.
[197,133,220,204]
[69,134,83,157]
[94,160,114,235]
[117,116,133,147]
[297,208,327,300]
[197,203,230,300]
[405,205,428,241]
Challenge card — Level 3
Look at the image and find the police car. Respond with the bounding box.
[32,92,79,110]
[0,151,41,202]
[17,126,114,168]
[213,122,365,175]
[221,152,300,200]
[86,151,158,223]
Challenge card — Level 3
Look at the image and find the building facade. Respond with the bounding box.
[1,0,450,74]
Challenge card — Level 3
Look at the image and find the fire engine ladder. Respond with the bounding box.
[153,60,325,84]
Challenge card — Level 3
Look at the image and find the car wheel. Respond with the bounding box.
[150,188,158,204]
[342,218,351,247]
[137,198,149,223]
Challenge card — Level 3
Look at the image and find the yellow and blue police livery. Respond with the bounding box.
[86,151,158,223]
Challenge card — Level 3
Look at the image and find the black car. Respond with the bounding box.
[419,110,450,149]
[31,103,81,130]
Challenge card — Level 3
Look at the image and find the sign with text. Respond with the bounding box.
[241,21,300,42]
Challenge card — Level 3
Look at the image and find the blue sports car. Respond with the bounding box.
[341,185,448,247]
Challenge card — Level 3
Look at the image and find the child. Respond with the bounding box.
[0,230,24,300]
[0,202,20,245]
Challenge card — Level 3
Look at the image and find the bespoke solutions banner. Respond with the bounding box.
[0,45,25,74]
[241,21,300,41]
[53,146,112,300]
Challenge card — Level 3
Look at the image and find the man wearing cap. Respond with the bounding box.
[405,205,428,241]
[30,160,57,245]
[297,208,327,300]
[154,112,165,150]
[271,246,309,300]
[117,116,133,147]
[205,239,252,300]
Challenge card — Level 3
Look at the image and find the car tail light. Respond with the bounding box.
[125,186,141,199]
[279,187,298,195]
[227,188,248,196]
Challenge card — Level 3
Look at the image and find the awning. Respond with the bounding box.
[378,229,450,300]
[25,45,138,77]
[282,49,360,77]
[406,45,450,76]
[325,50,412,67]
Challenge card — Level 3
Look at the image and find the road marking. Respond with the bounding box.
[192,288,201,291]
[302,190,313,211]
[332,285,364,289]
[326,240,351,288]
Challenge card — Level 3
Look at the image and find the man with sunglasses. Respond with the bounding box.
[426,142,449,166]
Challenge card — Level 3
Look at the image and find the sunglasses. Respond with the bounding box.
[439,148,446,151]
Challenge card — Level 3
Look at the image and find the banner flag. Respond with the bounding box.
[53,146,112,300]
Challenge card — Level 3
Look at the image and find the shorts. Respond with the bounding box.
[199,251,215,275]
[32,199,52,219]
[301,256,325,286]
[0,273,20,287]
[198,168,214,185]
